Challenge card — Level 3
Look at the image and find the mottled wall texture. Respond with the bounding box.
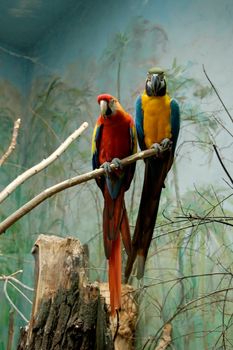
[0,0,232,349]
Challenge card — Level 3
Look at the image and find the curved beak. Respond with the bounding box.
[100,100,108,117]
[151,74,160,95]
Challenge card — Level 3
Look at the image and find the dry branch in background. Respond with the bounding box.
[7,310,14,350]
[155,324,172,350]
[0,121,88,204]
[0,118,21,167]
[203,65,233,124]
[213,144,233,185]
[0,143,171,235]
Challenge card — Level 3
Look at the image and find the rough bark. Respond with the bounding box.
[99,283,137,350]
[17,235,113,350]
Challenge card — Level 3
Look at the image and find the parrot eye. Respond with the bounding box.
[109,98,116,112]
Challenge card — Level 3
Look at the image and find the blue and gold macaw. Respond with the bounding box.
[125,67,180,281]
[92,94,137,315]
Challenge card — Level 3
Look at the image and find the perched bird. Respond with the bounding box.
[92,93,137,315]
[125,67,180,281]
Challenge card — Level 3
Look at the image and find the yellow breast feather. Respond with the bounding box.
[141,93,171,148]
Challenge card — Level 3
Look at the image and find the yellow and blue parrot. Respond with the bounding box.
[125,67,180,281]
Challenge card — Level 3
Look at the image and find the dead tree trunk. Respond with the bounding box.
[17,234,113,350]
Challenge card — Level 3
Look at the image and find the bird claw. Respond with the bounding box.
[100,158,122,176]
[150,143,162,157]
[100,161,112,175]
[111,158,123,170]
[160,138,172,149]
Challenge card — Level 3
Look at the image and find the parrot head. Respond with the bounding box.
[97,94,118,118]
[145,67,166,97]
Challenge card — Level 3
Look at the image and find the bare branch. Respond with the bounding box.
[7,310,14,350]
[0,145,170,235]
[213,144,233,185]
[203,65,233,123]
[144,286,233,349]
[0,121,89,204]
[3,279,29,323]
[0,118,21,166]
[175,214,233,227]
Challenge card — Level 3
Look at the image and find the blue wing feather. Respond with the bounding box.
[135,95,145,150]
[92,124,102,170]
[170,99,180,153]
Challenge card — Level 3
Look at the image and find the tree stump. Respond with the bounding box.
[99,283,137,350]
[17,234,113,350]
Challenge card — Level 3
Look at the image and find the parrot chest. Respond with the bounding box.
[98,117,131,164]
[142,94,171,148]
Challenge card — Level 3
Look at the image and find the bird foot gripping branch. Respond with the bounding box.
[100,158,123,175]
[150,138,173,157]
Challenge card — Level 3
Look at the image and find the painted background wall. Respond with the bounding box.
[0,0,232,348]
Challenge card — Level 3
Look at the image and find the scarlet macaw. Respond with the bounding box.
[125,67,180,281]
[92,93,137,314]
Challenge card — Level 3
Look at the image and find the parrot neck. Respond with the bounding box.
[99,110,124,124]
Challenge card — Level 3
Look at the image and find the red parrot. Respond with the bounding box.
[92,93,137,315]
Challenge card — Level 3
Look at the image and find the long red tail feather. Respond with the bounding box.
[108,234,121,315]
[120,203,132,256]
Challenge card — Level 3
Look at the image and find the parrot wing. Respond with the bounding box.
[135,95,146,150]
[91,120,105,192]
[170,98,180,153]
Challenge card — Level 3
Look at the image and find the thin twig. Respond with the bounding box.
[0,270,34,291]
[7,309,14,350]
[144,286,233,349]
[3,279,29,323]
[0,121,89,204]
[0,145,170,235]
[8,281,33,304]
[203,65,233,123]
[6,276,34,291]
[213,144,233,185]
[0,118,21,166]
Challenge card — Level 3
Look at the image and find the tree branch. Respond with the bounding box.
[0,121,89,204]
[0,145,170,235]
[0,118,21,166]
[203,65,233,124]
[213,144,233,185]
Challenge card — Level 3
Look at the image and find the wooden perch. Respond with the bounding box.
[0,118,21,167]
[0,145,171,235]
[0,121,88,204]
[17,234,114,350]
